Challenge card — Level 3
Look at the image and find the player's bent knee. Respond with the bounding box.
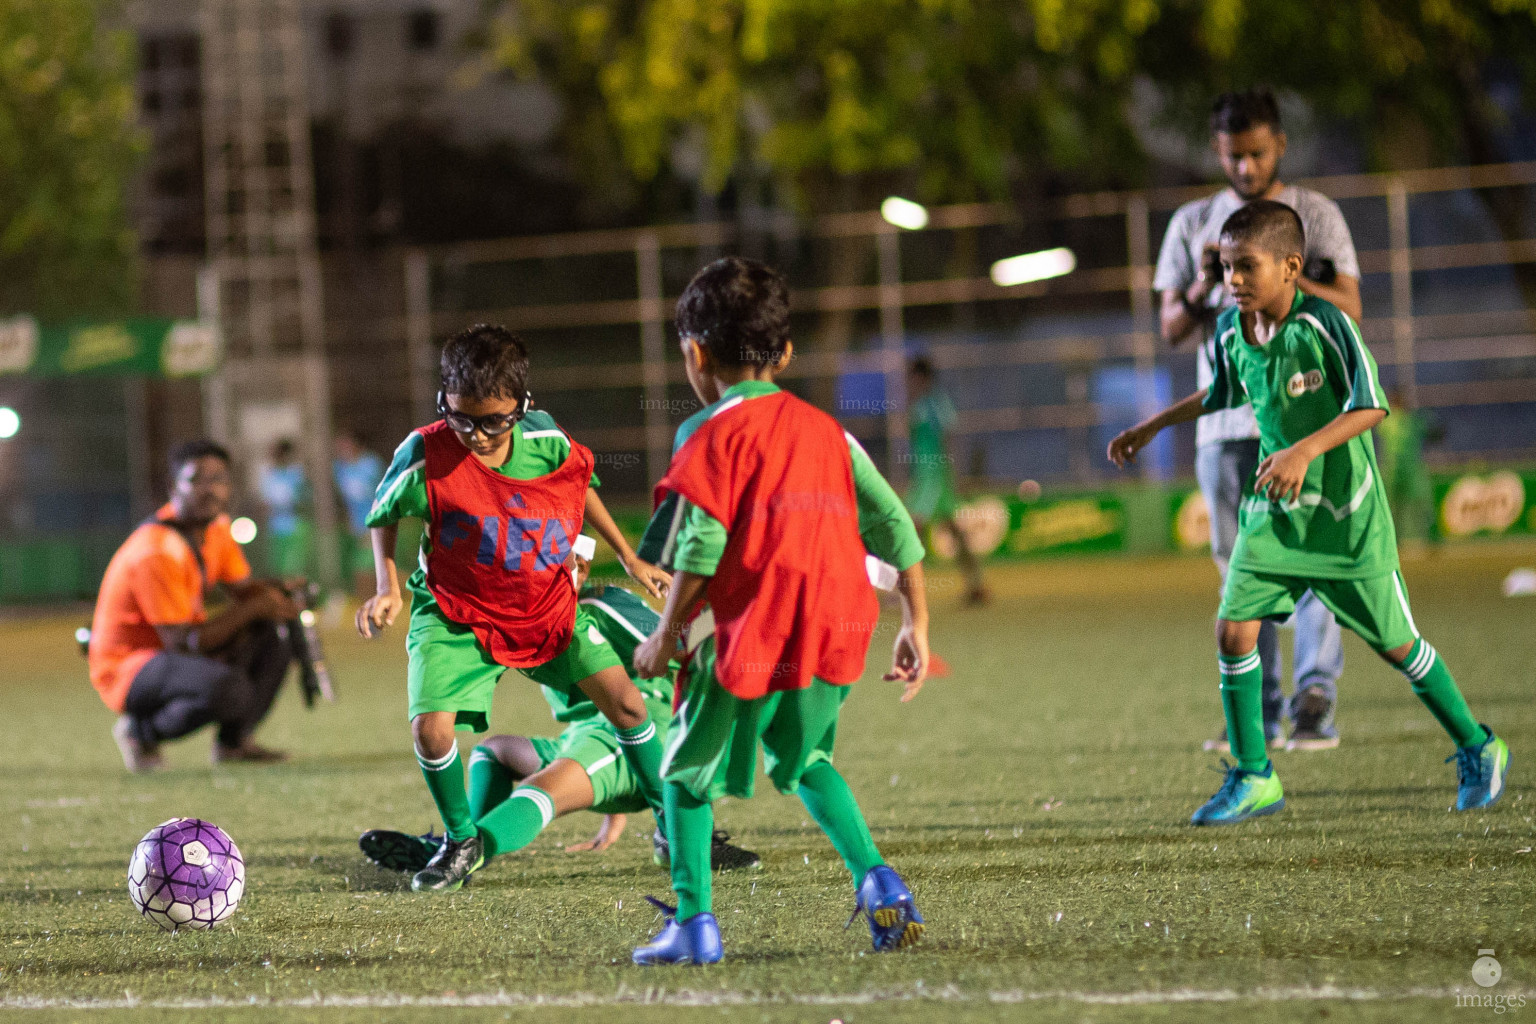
[1214,619,1260,657]
[1379,640,1416,665]
[410,713,457,760]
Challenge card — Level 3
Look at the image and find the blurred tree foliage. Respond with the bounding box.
[0,0,143,318]
[481,0,1536,210]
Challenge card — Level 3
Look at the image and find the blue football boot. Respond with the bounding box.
[1190,761,1285,826]
[1449,727,1510,812]
[632,897,724,965]
[850,865,925,951]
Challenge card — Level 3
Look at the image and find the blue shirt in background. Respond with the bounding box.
[259,462,308,537]
[333,452,384,534]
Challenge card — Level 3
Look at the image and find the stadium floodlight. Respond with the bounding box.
[990,247,1076,287]
[880,196,929,231]
[230,517,258,545]
[0,407,18,439]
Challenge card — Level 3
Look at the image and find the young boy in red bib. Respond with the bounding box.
[631,258,932,965]
[358,324,673,893]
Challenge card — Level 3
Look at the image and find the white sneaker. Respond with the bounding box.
[113,716,162,773]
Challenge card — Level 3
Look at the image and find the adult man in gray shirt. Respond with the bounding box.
[1154,88,1360,752]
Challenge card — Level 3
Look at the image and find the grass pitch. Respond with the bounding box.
[2,546,1533,1022]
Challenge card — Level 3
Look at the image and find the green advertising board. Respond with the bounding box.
[0,315,221,378]
[1431,469,1536,541]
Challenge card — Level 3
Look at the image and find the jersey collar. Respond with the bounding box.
[1239,287,1305,348]
[719,379,781,402]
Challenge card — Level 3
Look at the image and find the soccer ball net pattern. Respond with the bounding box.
[127,818,245,931]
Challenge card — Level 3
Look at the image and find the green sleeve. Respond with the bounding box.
[1202,319,1245,413]
[848,435,925,570]
[672,502,727,576]
[365,433,428,527]
[1315,305,1389,415]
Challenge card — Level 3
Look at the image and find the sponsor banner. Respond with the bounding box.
[0,316,221,378]
[1433,470,1536,539]
[930,492,1126,560]
[1171,487,1211,552]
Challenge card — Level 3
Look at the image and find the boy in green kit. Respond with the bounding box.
[1110,201,1510,825]
[630,257,931,965]
[357,324,674,892]
[358,542,759,874]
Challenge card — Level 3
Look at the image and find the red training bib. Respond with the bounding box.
[420,420,591,667]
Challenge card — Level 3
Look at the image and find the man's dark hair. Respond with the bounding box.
[1219,200,1306,259]
[675,257,791,368]
[440,324,530,401]
[1210,88,1282,136]
[168,439,231,477]
[909,356,934,378]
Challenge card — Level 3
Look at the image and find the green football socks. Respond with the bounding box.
[416,744,476,842]
[467,745,514,821]
[798,760,884,885]
[1399,638,1486,748]
[476,786,555,858]
[1218,650,1270,774]
[664,781,714,922]
[615,719,668,823]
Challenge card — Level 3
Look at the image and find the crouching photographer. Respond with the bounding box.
[86,439,333,773]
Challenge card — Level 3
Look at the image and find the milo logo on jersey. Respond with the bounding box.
[437,494,578,573]
[1287,369,1325,397]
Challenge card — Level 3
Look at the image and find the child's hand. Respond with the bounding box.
[1107,424,1157,468]
[632,627,675,680]
[884,624,929,702]
[356,591,402,638]
[622,554,671,600]
[1255,445,1312,504]
[565,813,626,852]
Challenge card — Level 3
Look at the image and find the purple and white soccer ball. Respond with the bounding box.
[127,818,245,931]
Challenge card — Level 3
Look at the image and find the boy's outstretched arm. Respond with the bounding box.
[584,487,670,599]
[633,570,710,680]
[1107,389,1210,468]
[1254,408,1386,503]
[357,524,402,638]
[885,561,930,702]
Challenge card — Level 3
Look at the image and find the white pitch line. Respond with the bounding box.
[0,985,1517,1011]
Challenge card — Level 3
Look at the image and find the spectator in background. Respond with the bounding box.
[89,440,299,771]
[1154,87,1360,752]
[259,438,311,579]
[333,428,385,598]
[906,357,987,606]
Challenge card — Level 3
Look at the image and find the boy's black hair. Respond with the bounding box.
[1219,200,1306,260]
[675,257,790,368]
[1210,88,1282,136]
[440,324,530,402]
[908,356,934,378]
[168,439,231,477]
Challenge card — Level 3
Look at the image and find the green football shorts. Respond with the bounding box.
[661,631,852,803]
[528,698,672,815]
[406,603,624,731]
[1218,567,1421,653]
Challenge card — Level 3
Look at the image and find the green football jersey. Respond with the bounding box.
[908,390,956,462]
[1204,290,1398,579]
[539,583,672,724]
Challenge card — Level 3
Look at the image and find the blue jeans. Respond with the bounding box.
[1196,440,1345,724]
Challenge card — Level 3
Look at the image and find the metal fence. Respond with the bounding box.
[348,160,1535,498]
